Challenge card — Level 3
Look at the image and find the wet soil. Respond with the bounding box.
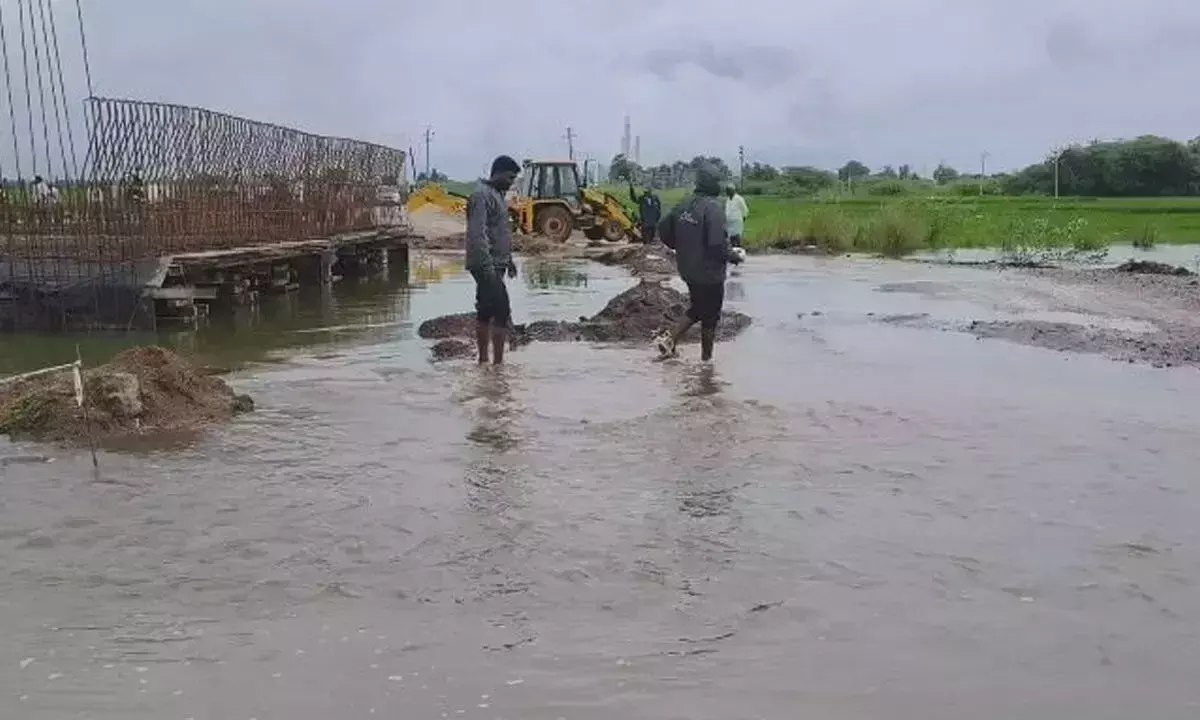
[0,346,252,443]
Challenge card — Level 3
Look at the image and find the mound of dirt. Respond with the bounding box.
[418,312,477,340]
[0,346,253,444]
[1115,260,1194,276]
[419,280,751,358]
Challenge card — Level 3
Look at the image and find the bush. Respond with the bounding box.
[867,180,910,197]
[1132,222,1159,250]
[805,209,855,253]
[862,206,926,257]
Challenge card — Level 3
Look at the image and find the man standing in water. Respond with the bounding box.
[653,164,744,362]
[466,155,522,364]
[629,181,662,244]
[724,183,749,248]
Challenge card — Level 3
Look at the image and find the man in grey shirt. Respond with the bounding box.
[653,163,743,362]
[465,155,521,364]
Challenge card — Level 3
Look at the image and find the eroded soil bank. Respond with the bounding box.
[0,346,252,444]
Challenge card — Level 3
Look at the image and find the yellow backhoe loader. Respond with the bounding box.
[403,160,642,244]
[404,182,468,216]
[509,159,641,243]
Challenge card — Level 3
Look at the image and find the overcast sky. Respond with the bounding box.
[11,0,1200,179]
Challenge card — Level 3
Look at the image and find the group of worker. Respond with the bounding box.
[464,155,748,366]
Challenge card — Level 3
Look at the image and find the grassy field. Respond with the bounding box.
[594,185,1200,259]
[437,177,1200,260]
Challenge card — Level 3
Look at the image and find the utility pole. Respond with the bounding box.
[423,126,434,179]
[979,151,990,196]
[1053,147,1062,199]
[564,126,576,161]
[738,145,746,189]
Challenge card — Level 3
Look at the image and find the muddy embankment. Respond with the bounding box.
[421,279,752,361]
[0,347,253,445]
[882,259,1200,369]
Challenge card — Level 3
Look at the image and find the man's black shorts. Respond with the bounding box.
[642,224,658,244]
[729,234,743,248]
[470,267,511,327]
[685,281,724,331]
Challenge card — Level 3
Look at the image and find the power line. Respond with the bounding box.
[564,126,575,161]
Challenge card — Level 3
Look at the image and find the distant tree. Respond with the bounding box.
[838,160,870,182]
[781,165,838,195]
[609,153,638,182]
[744,162,779,181]
[876,165,898,179]
[1004,135,1200,196]
[932,164,960,185]
[897,164,913,180]
[415,169,448,184]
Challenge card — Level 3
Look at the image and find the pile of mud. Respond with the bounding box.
[0,346,253,443]
[1115,259,1194,276]
[420,280,750,359]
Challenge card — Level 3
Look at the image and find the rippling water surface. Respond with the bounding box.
[3,254,1200,719]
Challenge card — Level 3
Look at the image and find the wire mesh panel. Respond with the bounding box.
[1,0,406,330]
[1,97,406,330]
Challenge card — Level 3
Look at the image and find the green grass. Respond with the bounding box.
[738,195,1200,259]
[460,177,1200,260]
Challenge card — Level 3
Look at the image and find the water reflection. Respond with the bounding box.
[0,272,415,376]
[523,260,589,290]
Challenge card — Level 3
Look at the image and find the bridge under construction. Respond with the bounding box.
[0,0,410,332]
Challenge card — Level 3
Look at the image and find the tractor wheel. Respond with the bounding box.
[538,206,574,242]
[582,226,605,241]
[602,219,625,242]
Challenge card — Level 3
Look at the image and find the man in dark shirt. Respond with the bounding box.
[629,182,662,244]
[653,163,743,362]
[465,155,521,364]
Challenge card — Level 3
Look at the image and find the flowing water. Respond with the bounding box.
[3,254,1200,719]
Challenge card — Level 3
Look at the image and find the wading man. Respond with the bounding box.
[629,181,662,244]
[724,183,749,248]
[466,155,522,364]
[653,164,744,362]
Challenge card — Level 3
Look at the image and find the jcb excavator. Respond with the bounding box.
[405,182,468,216]
[404,160,642,244]
[508,159,641,243]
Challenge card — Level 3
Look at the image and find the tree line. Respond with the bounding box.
[607,134,1200,197]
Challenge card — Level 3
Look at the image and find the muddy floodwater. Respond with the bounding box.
[4,254,1200,719]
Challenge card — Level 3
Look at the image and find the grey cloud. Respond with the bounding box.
[5,0,1200,179]
[641,41,799,88]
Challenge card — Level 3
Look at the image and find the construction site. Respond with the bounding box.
[0,1,409,333]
